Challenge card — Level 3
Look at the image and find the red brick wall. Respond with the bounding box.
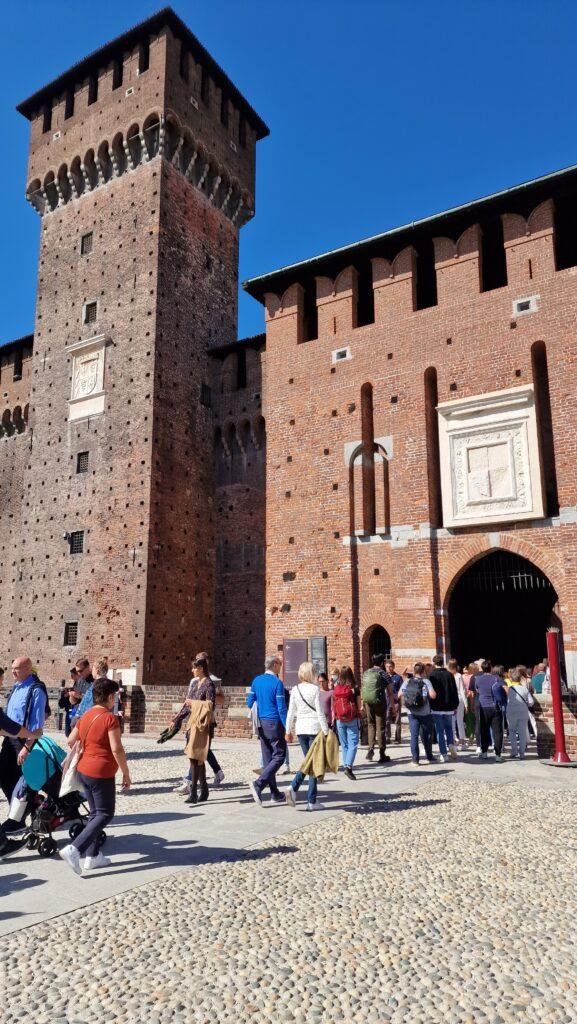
[534,694,577,759]
[261,199,577,682]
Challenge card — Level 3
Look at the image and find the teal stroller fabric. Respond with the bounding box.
[22,736,66,792]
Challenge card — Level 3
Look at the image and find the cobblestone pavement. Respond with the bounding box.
[1,732,577,1024]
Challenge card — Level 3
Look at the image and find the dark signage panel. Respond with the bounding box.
[310,636,327,676]
[283,638,308,689]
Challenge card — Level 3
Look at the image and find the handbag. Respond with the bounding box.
[59,711,106,797]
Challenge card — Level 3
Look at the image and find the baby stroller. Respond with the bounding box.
[17,737,106,858]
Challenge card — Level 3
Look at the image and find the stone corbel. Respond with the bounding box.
[231,196,243,225]
[54,177,65,206]
[209,175,222,203]
[95,157,106,186]
[197,161,210,190]
[220,185,233,214]
[184,149,198,181]
[80,163,93,191]
[139,129,150,162]
[171,135,184,167]
[157,116,166,156]
[67,170,80,197]
[123,138,135,171]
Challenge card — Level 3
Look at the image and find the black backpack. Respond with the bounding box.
[403,677,426,711]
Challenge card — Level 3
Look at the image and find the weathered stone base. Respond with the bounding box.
[534,694,577,759]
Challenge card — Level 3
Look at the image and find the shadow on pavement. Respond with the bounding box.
[90,835,299,878]
[0,872,46,898]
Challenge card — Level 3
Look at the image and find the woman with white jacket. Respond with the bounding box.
[285,662,329,811]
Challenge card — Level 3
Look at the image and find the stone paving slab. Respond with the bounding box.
[1,734,575,939]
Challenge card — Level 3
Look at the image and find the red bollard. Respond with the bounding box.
[546,628,571,765]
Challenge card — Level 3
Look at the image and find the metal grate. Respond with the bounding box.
[76,451,89,474]
[456,552,554,595]
[64,622,78,646]
[81,232,93,256]
[69,530,84,554]
[84,301,97,324]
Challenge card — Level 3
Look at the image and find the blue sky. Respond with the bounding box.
[2,0,577,341]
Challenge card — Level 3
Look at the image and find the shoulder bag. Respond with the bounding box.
[60,710,107,798]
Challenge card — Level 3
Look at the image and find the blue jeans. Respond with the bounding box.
[433,713,455,756]
[408,713,434,762]
[336,719,359,767]
[291,734,318,804]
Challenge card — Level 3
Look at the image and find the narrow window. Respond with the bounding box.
[81,232,93,256]
[238,116,247,148]
[361,382,376,536]
[201,67,209,105]
[236,348,247,390]
[64,622,78,646]
[356,261,375,327]
[415,238,438,310]
[42,102,52,133]
[200,383,212,408]
[302,282,318,342]
[76,451,89,474]
[65,89,75,120]
[112,59,123,90]
[138,40,150,74]
[13,348,23,382]
[531,341,559,517]
[220,92,229,127]
[480,215,507,291]
[179,43,189,82]
[87,75,98,106]
[69,530,84,554]
[424,367,442,528]
[554,194,577,271]
[84,301,98,325]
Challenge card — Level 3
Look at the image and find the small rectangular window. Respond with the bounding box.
[238,117,246,148]
[200,383,212,408]
[42,102,52,133]
[112,60,123,90]
[139,40,150,74]
[13,349,23,382]
[64,621,78,646]
[87,75,98,106]
[201,67,209,105]
[69,530,84,554]
[84,301,98,325]
[81,232,93,256]
[65,89,75,119]
[179,43,189,82]
[220,92,229,127]
[76,451,89,473]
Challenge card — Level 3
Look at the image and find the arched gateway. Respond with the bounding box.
[448,550,559,669]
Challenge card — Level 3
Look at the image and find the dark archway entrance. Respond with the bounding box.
[448,550,559,669]
[367,625,392,662]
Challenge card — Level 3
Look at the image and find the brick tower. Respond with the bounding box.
[14,9,268,685]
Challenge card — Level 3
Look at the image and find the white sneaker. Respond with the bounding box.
[449,746,458,761]
[83,852,111,871]
[307,802,324,811]
[59,843,82,876]
[174,781,191,795]
[213,770,225,785]
[439,754,447,763]
[475,746,482,754]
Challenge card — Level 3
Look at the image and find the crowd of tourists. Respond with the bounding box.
[0,647,549,873]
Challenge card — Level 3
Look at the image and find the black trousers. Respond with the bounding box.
[0,736,23,803]
[479,705,503,756]
[74,773,116,857]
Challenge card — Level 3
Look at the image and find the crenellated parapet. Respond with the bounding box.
[25,108,253,226]
[501,199,556,284]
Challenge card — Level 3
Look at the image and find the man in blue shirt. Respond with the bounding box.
[246,654,287,806]
[0,656,47,834]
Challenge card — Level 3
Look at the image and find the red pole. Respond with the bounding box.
[546,627,570,764]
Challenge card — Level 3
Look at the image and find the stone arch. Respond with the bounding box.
[111,132,127,176]
[13,405,24,433]
[445,545,562,670]
[194,143,209,189]
[1,408,13,436]
[97,140,114,183]
[26,178,43,213]
[391,245,415,277]
[69,155,85,196]
[56,164,71,204]
[43,171,58,211]
[142,111,161,159]
[163,111,181,162]
[442,537,564,614]
[83,149,99,191]
[253,415,266,449]
[126,123,142,168]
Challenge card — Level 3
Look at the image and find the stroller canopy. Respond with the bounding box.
[22,736,66,792]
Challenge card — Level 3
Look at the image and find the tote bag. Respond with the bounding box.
[59,711,106,797]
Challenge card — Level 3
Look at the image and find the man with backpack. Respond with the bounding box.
[399,663,437,765]
[361,654,394,764]
[0,656,48,835]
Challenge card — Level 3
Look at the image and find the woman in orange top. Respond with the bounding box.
[59,677,131,876]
